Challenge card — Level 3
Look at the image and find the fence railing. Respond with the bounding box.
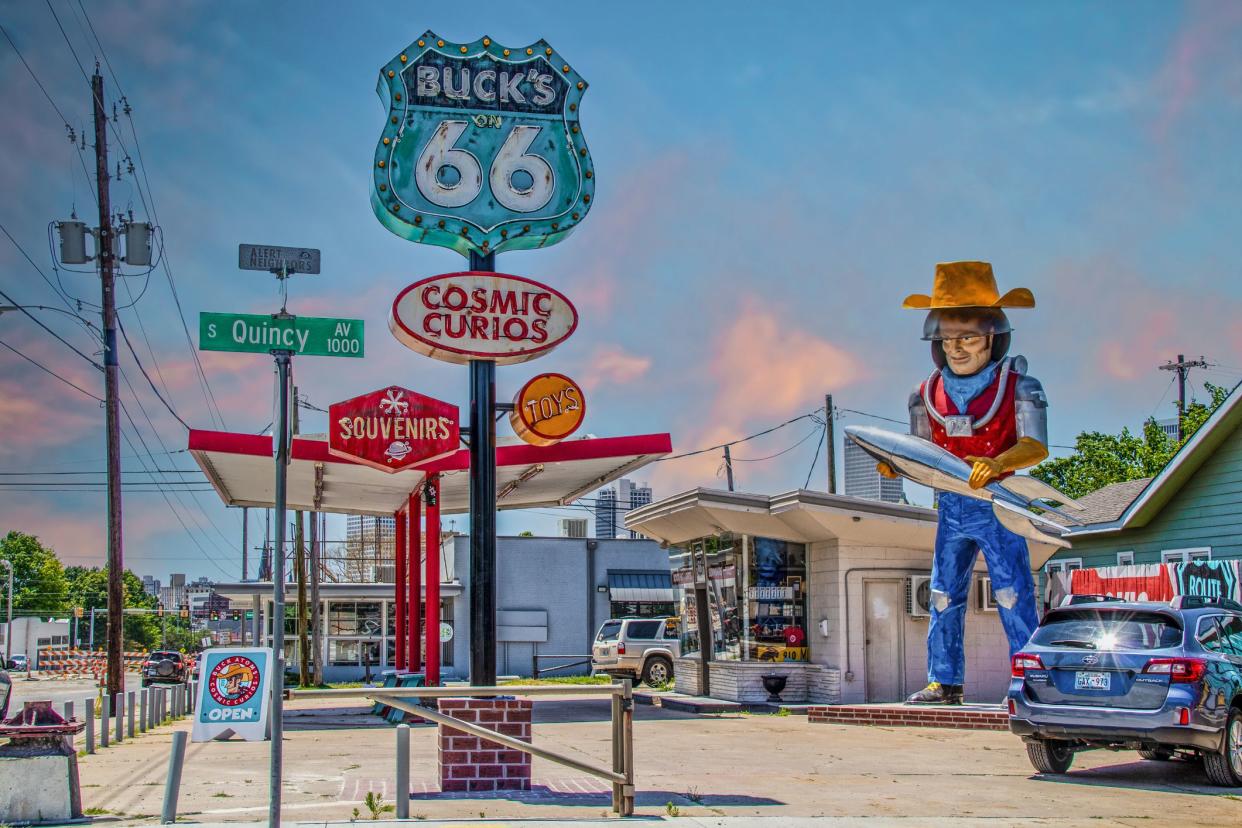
[289,682,636,815]
[531,652,592,677]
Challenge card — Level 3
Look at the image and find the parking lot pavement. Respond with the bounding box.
[7,672,143,708]
[72,696,1242,825]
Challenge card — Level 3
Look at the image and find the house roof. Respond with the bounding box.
[1068,382,1242,537]
[1044,477,1151,527]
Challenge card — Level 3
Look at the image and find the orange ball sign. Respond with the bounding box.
[510,373,585,447]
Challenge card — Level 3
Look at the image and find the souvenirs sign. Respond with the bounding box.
[191,647,272,742]
[371,32,594,257]
[510,372,585,446]
[328,386,460,472]
[390,272,577,365]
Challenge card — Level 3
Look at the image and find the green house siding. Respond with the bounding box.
[1058,421,1242,567]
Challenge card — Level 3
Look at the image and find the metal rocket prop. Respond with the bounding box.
[844,425,1085,548]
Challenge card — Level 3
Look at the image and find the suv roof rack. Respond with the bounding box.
[1060,594,1126,606]
[1170,595,1242,612]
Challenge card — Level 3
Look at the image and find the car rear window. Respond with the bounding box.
[1031,610,1183,651]
[596,621,622,642]
[625,620,662,640]
[150,652,181,661]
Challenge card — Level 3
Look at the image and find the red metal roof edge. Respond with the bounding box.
[188,429,673,471]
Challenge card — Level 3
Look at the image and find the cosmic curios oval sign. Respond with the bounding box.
[389,271,577,366]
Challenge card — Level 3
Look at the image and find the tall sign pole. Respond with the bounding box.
[468,252,498,684]
[373,32,594,687]
[93,68,125,700]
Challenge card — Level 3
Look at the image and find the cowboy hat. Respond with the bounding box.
[902,261,1035,310]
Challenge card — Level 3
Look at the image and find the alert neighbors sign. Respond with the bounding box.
[199,312,365,358]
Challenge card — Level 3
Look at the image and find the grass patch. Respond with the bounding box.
[83,807,110,815]
[500,675,611,686]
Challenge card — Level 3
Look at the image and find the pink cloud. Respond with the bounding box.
[577,344,651,392]
[0,335,101,453]
[1151,3,1242,145]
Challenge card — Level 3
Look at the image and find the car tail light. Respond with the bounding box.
[1177,707,1190,726]
[1007,698,1017,716]
[617,642,626,655]
[1143,657,1207,683]
[1011,653,1043,677]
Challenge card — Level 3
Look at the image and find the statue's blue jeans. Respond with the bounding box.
[926,492,1039,686]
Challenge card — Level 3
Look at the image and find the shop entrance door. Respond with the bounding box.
[864,580,904,702]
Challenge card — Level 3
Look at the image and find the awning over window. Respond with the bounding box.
[608,570,676,603]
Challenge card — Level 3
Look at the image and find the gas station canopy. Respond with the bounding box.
[188,429,672,516]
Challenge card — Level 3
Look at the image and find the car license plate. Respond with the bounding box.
[1074,671,1110,690]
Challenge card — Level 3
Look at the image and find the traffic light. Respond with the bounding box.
[230,610,240,621]
[180,608,189,619]
[157,602,165,617]
[73,606,84,618]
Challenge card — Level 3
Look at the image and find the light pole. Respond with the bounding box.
[1,559,12,665]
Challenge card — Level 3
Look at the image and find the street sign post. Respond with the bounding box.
[238,244,320,274]
[371,31,593,690]
[199,313,364,358]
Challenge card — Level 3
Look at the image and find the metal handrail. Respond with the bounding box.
[532,653,592,677]
[289,681,635,815]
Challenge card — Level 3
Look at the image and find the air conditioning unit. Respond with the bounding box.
[976,577,999,612]
[906,575,933,618]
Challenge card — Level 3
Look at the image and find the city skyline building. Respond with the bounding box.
[593,479,654,539]
[843,438,905,504]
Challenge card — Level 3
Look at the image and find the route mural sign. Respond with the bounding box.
[371,32,594,257]
[328,386,460,472]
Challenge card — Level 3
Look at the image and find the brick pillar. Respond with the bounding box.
[437,698,532,792]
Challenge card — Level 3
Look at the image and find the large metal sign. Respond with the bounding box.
[199,312,364,358]
[371,32,594,257]
[328,386,460,472]
[238,244,320,274]
[389,271,577,365]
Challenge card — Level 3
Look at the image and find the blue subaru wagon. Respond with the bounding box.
[1008,596,1242,786]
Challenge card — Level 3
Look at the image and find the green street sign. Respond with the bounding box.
[371,32,594,258]
[199,312,365,358]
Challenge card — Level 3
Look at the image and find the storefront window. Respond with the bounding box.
[328,601,382,636]
[670,534,808,663]
[609,601,676,618]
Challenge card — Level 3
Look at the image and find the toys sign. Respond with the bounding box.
[510,372,585,446]
[390,271,577,365]
[371,32,594,258]
[328,386,460,473]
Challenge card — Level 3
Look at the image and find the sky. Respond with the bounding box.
[1,1,1240,583]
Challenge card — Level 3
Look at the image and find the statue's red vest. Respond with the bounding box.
[920,368,1020,471]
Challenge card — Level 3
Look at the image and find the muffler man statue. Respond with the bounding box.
[878,262,1048,705]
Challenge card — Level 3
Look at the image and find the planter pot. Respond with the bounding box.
[761,672,788,704]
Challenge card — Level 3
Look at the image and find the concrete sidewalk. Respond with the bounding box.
[73,695,1242,825]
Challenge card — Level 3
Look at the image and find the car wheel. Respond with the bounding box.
[1138,747,1174,761]
[1203,707,1242,787]
[1026,739,1075,774]
[641,656,673,687]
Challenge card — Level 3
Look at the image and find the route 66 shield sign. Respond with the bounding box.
[372,32,595,258]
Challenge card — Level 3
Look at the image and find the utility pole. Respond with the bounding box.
[309,511,323,686]
[722,445,735,492]
[92,68,125,700]
[260,509,271,580]
[824,394,836,494]
[1159,355,1208,442]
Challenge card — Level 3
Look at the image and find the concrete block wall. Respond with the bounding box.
[436,698,532,792]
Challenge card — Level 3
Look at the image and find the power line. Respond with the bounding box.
[116,315,190,429]
[730,425,821,462]
[803,424,827,489]
[0,284,102,370]
[0,338,102,401]
[44,0,91,81]
[655,407,825,462]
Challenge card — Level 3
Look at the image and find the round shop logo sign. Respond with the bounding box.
[208,655,260,707]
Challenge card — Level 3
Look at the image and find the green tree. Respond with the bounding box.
[1032,382,1231,499]
[64,566,161,650]
[0,531,69,617]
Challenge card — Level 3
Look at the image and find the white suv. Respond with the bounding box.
[592,617,681,686]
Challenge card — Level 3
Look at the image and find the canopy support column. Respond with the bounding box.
[407,491,422,672]
[424,474,441,686]
[394,506,406,673]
